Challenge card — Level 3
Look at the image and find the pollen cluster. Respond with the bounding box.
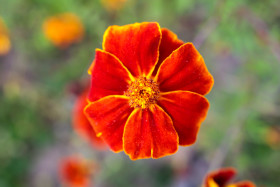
[125,77,160,109]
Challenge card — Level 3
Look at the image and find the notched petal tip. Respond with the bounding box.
[102,22,161,49]
[102,22,162,77]
[155,42,214,96]
[123,105,178,160]
[158,91,210,146]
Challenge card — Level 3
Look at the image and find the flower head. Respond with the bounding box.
[59,156,94,187]
[266,126,280,149]
[85,22,214,160]
[101,0,127,12]
[72,85,106,150]
[0,17,11,56]
[203,168,256,187]
[43,13,84,48]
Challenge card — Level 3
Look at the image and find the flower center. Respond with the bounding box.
[125,77,160,109]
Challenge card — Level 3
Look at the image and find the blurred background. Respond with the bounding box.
[0,0,280,186]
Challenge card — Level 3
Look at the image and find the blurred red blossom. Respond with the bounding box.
[72,83,106,150]
[59,156,95,187]
[203,167,256,187]
[84,22,214,160]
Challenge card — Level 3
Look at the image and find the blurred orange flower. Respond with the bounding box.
[72,84,106,149]
[203,168,255,187]
[85,22,214,160]
[43,13,84,48]
[0,17,11,56]
[266,126,280,149]
[59,156,94,187]
[101,0,127,12]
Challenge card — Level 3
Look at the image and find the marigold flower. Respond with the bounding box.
[101,0,127,12]
[85,22,214,160]
[43,13,84,48]
[203,168,256,187]
[59,156,94,187]
[266,126,280,149]
[0,17,11,56]
[73,86,106,149]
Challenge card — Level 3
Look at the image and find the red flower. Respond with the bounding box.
[204,168,256,187]
[72,85,106,149]
[85,22,214,160]
[59,156,94,187]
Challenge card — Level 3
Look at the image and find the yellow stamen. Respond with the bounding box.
[125,77,160,109]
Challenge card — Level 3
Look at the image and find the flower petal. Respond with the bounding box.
[88,49,134,102]
[87,59,95,75]
[155,43,214,95]
[205,168,236,187]
[103,22,161,77]
[72,89,106,149]
[123,105,178,160]
[84,95,133,152]
[157,91,209,146]
[232,181,256,187]
[152,28,184,76]
[59,156,93,187]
